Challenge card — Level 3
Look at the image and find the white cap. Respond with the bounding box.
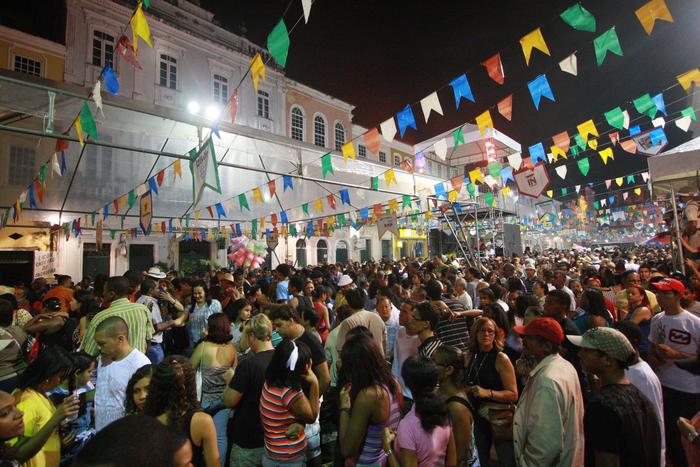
[337,274,353,287]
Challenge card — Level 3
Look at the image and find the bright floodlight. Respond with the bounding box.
[205,105,219,121]
[187,101,200,114]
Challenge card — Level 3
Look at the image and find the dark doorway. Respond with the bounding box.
[0,250,34,286]
[179,240,210,275]
[83,243,110,280]
[128,244,154,274]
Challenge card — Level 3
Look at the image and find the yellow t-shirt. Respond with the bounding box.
[11,388,60,467]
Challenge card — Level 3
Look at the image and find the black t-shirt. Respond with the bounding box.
[228,349,275,448]
[584,383,661,467]
[295,330,327,368]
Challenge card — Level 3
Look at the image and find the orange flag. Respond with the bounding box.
[363,128,381,154]
[497,95,513,121]
[482,53,504,84]
[552,131,570,152]
[635,0,673,35]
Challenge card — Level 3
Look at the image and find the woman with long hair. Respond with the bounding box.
[190,314,236,464]
[624,285,652,360]
[124,364,152,415]
[260,339,319,466]
[10,347,79,467]
[382,356,456,466]
[312,287,330,344]
[222,299,251,353]
[576,289,613,333]
[464,317,518,467]
[338,333,402,465]
[143,355,219,467]
[186,282,222,350]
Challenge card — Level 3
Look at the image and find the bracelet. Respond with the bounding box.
[384,448,393,457]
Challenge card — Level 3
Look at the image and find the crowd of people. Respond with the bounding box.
[0,245,699,466]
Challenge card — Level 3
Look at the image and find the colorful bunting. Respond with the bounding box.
[528,142,546,165]
[267,20,290,67]
[364,128,381,154]
[577,119,598,143]
[103,65,119,95]
[301,0,313,23]
[559,53,578,76]
[283,175,293,191]
[594,27,623,66]
[396,105,417,138]
[635,0,673,35]
[497,95,513,121]
[321,153,334,179]
[507,152,522,170]
[652,93,666,115]
[453,127,465,149]
[560,3,596,32]
[433,139,448,160]
[252,187,263,203]
[130,3,153,51]
[604,107,625,129]
[380,118,397,142]
[250,53,266,92]
[239,193,250,211]
[520,28,551,65]
[620,139,637,153]
[482,53,504,84]
[577,157,590,176]
[384,168,397,186]
[527,74,555,109]
[449,74,476,109]
[633,93,657,118]
[116,35,142,69]
[475,110,493,136]
[420,92,443,122]
[599,148,614,164]
[469,168,484,185]
[341,142,355,163]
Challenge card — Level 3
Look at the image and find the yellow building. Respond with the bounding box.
[0,25,65,81]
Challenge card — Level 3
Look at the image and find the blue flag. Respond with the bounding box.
[396,105,417,138]
[449,73,476,109]
[339,189,351,205]
[148,176,159,195]
[283,175,293,191]
[102,65,119,95]
[529,142,547,165]
[527,74,555,110]
[215,202,226,218]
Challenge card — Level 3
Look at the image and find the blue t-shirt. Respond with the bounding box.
[276,280,290,302]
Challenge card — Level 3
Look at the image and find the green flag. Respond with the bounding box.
[573,133,586,151]
[38,165,47,184]
[626,175,635,184]
[488,161,501,179]
[79,102,98,141]
[371,177,378,190]
[128,190,136,209]
[302,203,309,216]
[251,219,258,239]
[594,27,623,66]
[560,3,596,32]
[681,106,698,121]
[484,192,494,206]
[267,20,290,68]
[604,107,625,129]
[90,212,95,225]
[337,213,346,227]
[109,229,115,239]
[185,214,190,227]
[290,225,297,237]
[467,183,475,197]
[402,194,412,209]
[633,94,656,118]
[570,146,580,157]
[593,201,600,209]
[321,153,333,179]
[453,127,465,149]
[2,209,9,226]
[561,188,568,196]
[239,193,250,211]
[577,157,590,176]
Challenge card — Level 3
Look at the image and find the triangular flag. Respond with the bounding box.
[615,177,623,187]
[301,0,312,23]
[453,127,465,148]
[156,170,165,187]
[652,117,665,128]
[648,127,667,146]
[633,93,657,118]
[507,152,522,170]
[626,174,636,184]
[380,118,397,142]
[402,195,412,209]
[609,132,620,145]
[546,190,553,198]
[469,168,484,185]
[434,138,448,160]
[528,142,546,165]
[321,153,334,178]
[451,175,464,192]
[283,175,293,191]
[371,177,378,190]
[252,187,263,203]
[604,107,626,129]
[497,95,513,121]
[622,110,630,129]
[552,131,571,152]
[676,116,693,132]
[327,195,337,210]
[577,119,598,142]
[239,193,250,211]
[384,168,397,186]
[577,157,590,176]
[599,147,614,164]
[250,53,266,92]
[341,142,355,162]
[500,167,514,185]
[340,189,351,205]
[641,172,649,182]
[130,3,153,51]
[652,93,666,116]
[388,198,398,213]
[635,0,673,35]
[364,128,381,154]
[520,28,551,65]
[116,34,142,69]
[594,27,623,66]
[475,110,493,136]
[103,65,119,95]
[314,198,324,214]
[449,74,476,109]
[73,117,84,146]
[677,69,700,93]
[484,192,495,206]
[559,53,578,76]
[588,139,598,150]
[148,176,159,194]
[527,74,555,110]
[551,145,567,161]
[482,53,505,84]
[79,102,98,142]
[634,187,642,196]
[488,161,502,179]
[267,20,290,68]
[230,90,239,123]
[92,80,104,116]
[420,92,443,123]
[173,159,182,180]
[560,3,597,32]
[396,105,417,138]
[605,179,612,189]
[575,185,581,193]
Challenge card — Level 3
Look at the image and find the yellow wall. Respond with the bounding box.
[0,227,52,252]
[0,32,65,81]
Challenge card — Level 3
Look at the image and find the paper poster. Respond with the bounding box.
[140,190,153,235]
[377,213,399,239]
[189,137,221,206]
[514,164,551,198]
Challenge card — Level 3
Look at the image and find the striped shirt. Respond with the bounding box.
[357,386,401,465]
[436,316,470,352]
[81,298,154,356]
[259,382,306,461]
[418,335,443,359]
[187,299,222,345]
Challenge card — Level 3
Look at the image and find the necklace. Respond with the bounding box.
[466,351,490,385]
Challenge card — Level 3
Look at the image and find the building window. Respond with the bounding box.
[335,240,348,264]
[159,54,177,90]
[291,107,304,141]
[13,56,41,77]
[257,90,270,119]
[427,160,433,173]
[313,115,326,147]
[379,151,387,163]
[358,145,367,159]
[393,154,401,167]
[8,145,36,186]
[437,164,442,178]
[334,122,345,151]
[317,239,328,264]
[92,30,114,68]
[296,239,307,267]
[213,74,228,104]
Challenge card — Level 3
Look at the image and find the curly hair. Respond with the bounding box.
[143,356,199,427]
[124,364,152,415]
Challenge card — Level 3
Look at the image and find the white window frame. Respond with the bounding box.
[257,89,270,119]
[8,144,36,187]
[427,159,433,174]
[12,55,42,77]
[379,151,387,164]
[159,53,178,90]
[393,153,401,167]
[290,105,305,142]
[213,74,229,105]
[334,121,345,151]
[91,30,115,68]
[313,113,327,148]
[358,145,367,159]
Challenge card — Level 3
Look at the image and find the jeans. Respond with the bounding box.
[201,399,230,467]
[663,386,700,467]
[147,342,164,364]
[262,451,305,467]
[230,444,264,467]
[474,413,515,467]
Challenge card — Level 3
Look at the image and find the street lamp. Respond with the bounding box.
[187,101,200,115]
[205,105,220,121]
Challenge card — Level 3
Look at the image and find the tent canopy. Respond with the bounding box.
[649,136,700,196]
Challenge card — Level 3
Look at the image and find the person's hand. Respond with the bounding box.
[382,427,396,453]
[339,383,352,410]
[679,417,698,439]
[55,395,80,421]
[658,344,682,359]
[285,423,304,440]
[302,366,318,386]
[468,385,487,399]
[172,315,186,327]
[61,431,76,448]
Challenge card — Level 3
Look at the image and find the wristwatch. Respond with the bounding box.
[688,430,699,443]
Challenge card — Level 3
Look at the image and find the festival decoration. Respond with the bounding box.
[528,74,555,109]
[250,53,266,92]
[497,95,513,121]
[520,28,551,65]
[593,27,623,66]
[559,53,578,76]
[635,0,673,35]
[560,3,597,32]
[420,92,443,122]
[396,105,417,137]
[267,20,290,67]
[482,53,505,84]
[449,74,476,108]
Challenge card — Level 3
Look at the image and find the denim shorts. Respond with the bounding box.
[305,418,322,461]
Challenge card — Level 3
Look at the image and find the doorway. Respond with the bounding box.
[128,244,154,273]
[0,250,34,286]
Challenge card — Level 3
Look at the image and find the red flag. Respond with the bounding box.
[156,170,165,187]
[55,133,70,153]
[113,199,119,214]
[271,213,278,226]
[268,180,277,198]
[450,175,464,193]
[401,159,414,174]
[230,91,239,123]
[482,53,505,84]
[374,203,382,218]
[206,206,214,218]
[161,222,166,233]
[116,35,142,70]
[34,180,44,203]
[363,128,381,155]
[497,95,513,121]
[327,195,336,210]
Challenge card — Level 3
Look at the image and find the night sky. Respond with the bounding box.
[4,0,700,199]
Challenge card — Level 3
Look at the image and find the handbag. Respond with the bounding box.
[478,402,514,442]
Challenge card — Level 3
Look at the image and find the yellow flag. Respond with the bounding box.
[130,3,153,52]
[260,217,265,229]
[173,159,182,181]
[448,190,458,202]
[252,187,263,204]
[615,177,623,187]
[388,199,398,212]
[634,187,642,195]
[120,195,127,208]
[546,190,553,198]
[550,145,567,161]
[587,139,598,150]
[677,69,700,93]
[475,110,493,136]
[502,186,510,198]
[194,210,201,220]
[425,210,433,220]
[635,0,673,35]
[469,168,483,185]
[341,142,355,163]
[577,119,598,142]
[314,198,324,213]
[520,28,550,65]
[384,168,397,186]
[74,118,84,146]
[599,148,614,164]
[250,53,266,92]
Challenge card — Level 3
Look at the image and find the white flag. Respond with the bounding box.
[555,165,567,179]
[507,152,522,170]
[380,118,397,142]
[420,92,443,123]
[575,185,581,193]
[434,138,448,160]
[559,53,578,76]
[676,116,693,132]
[622,110,630,129]
[92,81,104,117]
[652,117,665,128]
[301,0,312,23]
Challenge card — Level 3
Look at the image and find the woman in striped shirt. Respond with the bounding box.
[260,339,319,466]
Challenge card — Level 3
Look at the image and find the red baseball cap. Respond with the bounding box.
[651,278,685,295]
[513,317,564,344]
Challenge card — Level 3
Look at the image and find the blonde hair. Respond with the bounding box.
[248,313,272,341]
[467,317,504,353]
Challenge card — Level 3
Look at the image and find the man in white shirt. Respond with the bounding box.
[552,270,576,312]
[136,279,181,364]
[94,316,150,431]
[453,278,473,310]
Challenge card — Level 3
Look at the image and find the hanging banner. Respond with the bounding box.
[377,213,399,239]
[189,137,221,206]
[514,164,551,198]
[96,220,103,250]
[140,190,153,235]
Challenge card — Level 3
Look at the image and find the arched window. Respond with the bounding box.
[334,122,345,151]
[316,239,328,264]
[314,115,326,147]
[291,107,304,142]
[296,239,307,267]
[335,240,348,264]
